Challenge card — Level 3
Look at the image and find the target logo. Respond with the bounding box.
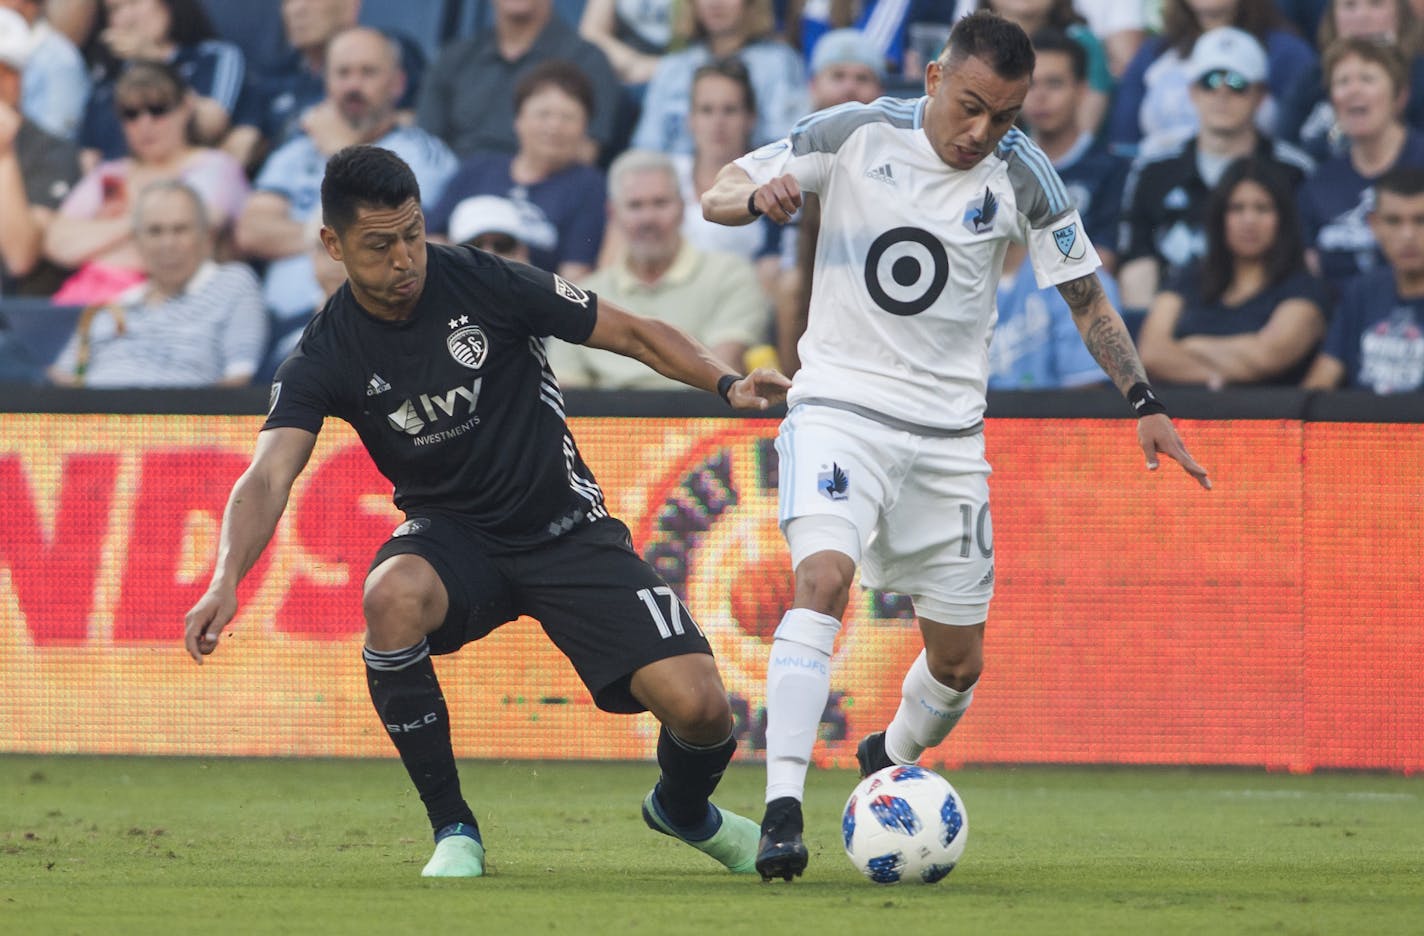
[862,227,948,317]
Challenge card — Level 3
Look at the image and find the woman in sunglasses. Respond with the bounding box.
[1138,157,1329,388]
[43,60,248,305]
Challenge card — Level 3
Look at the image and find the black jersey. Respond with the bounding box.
[265,243,606,546]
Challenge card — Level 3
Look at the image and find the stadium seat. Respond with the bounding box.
[200,0,288,74]
[0,298,83,383]
[359,0,459,59]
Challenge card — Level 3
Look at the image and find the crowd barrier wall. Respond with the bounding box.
[0,388,1419,772]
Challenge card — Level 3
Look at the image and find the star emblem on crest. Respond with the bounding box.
[447,315,470,329]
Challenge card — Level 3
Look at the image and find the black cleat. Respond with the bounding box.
[856,731,893,778]
[755,796,808,882]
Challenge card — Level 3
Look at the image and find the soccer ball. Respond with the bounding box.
[842,765,968,884]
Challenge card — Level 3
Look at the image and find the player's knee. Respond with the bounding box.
[659,682,733,742]
[924,644,982,692]
[793,551,855,616]
[362,556,445,648]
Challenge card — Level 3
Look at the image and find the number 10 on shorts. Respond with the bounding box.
[959,503,994,558]
[637,586,704,638]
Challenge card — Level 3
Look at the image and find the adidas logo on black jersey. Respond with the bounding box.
[864,163,895,186]
[367,373,392,396]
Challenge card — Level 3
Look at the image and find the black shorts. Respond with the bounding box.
[369,512,713,713]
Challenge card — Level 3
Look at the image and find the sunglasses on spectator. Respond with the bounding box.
[1196,70,1252,94]
[472,234,520,254]
[119,101,178,122]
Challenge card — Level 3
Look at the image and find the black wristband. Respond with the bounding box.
[1127,381,1168,417]
[717,373,741,404]
[747,190,763,217]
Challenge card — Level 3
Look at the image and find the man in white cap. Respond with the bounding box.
[0,5,79,297]
[447,193,556,265]
[1117,26,1315,309]
[808,28,885,112]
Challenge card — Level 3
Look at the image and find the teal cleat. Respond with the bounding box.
[421,822,485,878]
[641,789,759,874]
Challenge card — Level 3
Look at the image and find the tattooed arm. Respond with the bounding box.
[1056,271,1213,490]
[1057,272,1147,392]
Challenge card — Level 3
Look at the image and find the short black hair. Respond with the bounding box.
[944,11,1036,81]
[1031,28,1087,83]
[693,57,759,116]
[513,60,596,121]
[1374,167,1424,200]
[321,145,422,233]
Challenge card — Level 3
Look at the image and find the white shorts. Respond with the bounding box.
[776,403,994,625]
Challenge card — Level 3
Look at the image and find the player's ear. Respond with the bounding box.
[925,59,943,97]
[319,224,343,263]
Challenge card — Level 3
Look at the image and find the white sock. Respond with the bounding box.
[884,650,975,765]
[763,608,840,803]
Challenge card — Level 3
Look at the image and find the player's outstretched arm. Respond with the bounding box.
[701,163,802,226]
[183,427,318,663]
[583,298,791,409]
[1058,272,1212,490]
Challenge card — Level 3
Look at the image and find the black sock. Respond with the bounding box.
[655,726,736,831]
[364,640,476,836]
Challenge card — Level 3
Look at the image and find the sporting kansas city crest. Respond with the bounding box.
[446,315,488,369]
[818,463,850,501]
[1053,222,1087,261]
[962,188,998,234]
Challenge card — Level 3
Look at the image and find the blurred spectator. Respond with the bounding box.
[781,27,886,375]
[1300,38,1424,293]
[1023,28,1127,270]
[947,0,1147,77]
[976,0,1112,133]
[79,0,245,164]
[0,0,89,139]
[1117,28,1314,309]
[46,0,96,48]
[418,0,620,160]
[426,61,604,281]
[1304,166,1424,392]
[579,0,674,85]
[672,58,785,295]
[224,0,428,173]
[1107,0,1318,158]
[45,61,248,305]
[1278,0,1424,161]
[237,27,455,362]
[807,26,885,109]
[793,0,910,80]
[546,149,767,388]
[0,6,80,296]
[48,179,267,387]
[988,242,1115,389]
[1138,158,1328,388]
[632,0,808,154]
[448,193,550,262]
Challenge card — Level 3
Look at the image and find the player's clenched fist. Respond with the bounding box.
[184,588,237,663]
[752,174,802,224]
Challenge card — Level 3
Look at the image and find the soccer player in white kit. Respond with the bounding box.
[702,11,1213,882]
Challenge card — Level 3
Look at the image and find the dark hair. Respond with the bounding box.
[513,60,596,121]
[977,0,1084,31]
[90,0,218,77]
[944,11,1036,80]
[1375,166,1424,199]
[1030,27,1087,82]
[1162,0,1283,56]
[114,59,189,105]
[692,57,759,116]
[1322,35,1409,97]
[1201,158,1304,304]
[321,145,422,233]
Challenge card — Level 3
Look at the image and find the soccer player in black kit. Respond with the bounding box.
[182,145,791,878]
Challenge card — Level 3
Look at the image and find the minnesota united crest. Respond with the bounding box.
[818,463,850,501]
[963,188,998,235]
[446,315,488,369]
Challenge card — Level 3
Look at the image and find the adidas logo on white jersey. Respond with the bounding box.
[367,373,392,396]
[864,163,896,186]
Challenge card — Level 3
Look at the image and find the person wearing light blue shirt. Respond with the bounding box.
[14,10,89,139]
[988,243,1115,389]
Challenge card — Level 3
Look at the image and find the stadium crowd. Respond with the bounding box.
[0,0,1420,396]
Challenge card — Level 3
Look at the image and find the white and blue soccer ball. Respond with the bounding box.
[842,765,968,884]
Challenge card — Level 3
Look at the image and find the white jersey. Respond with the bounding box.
[736,97,1101,432]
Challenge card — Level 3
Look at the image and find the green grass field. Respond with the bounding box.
[3,756,1420,935]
